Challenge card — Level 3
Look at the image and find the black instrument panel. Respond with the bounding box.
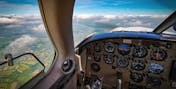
[77,36,176,89]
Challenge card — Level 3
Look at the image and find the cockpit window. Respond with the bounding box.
[0,0,55,88]
[73,0,176,45]
[163,25,176,35]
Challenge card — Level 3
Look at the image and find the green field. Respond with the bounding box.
[0,25,55,89]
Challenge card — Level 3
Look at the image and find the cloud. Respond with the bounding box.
[163,31,175,35]
[128,20,143,26]
[163,27,176,35]
[72,14,171,45]
[0,14,173,47]
[111,27,153,32]
[0,17,18,24]
[74,14,167,19]
[0,15,41,22]
[74,14,95,19]
[32,24,45,32]
[73,15,167,29]
[73,23,95,45]
[9,35,36,48]
[0,15,42,28]
[6,35,36,53]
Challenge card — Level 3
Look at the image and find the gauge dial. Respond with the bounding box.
[118,44,131,55]
[93,54,101,62]
[94,43,101,52]
[91,63,100,72]
[130,72,144,83]
[117,56,129,68]
[150,48,167,61]
[103,54,115,64]
[147,76,162,88]
[148,63,164,74]
[104,42,115,53]
[133,46,148,58]
[131,60,146,71]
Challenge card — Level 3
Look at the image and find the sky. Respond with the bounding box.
[0,0,175,16]
[0,0,176,45]
[0,0,39,15]
[74,0,176,15]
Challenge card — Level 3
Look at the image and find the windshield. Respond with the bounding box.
[0,0,55,88]
[73,0,176,45]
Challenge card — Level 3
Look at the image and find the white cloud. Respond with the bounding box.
[73,15,167,29]
[4,24,21,28]
[128,20,143,26]
[73,23,95,45]
[163,30,176,35]
[72,15,170,45]
[74,14,167,19]
[33,24,45,32]
[6,35,36,53]
[0,17,18,24]
[75,14,95,19]
[111,27,153,32]
[0,15,43,29]
[9,35,36,48]
[103,15,116,19]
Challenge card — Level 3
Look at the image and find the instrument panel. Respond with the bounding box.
[77,37,176,89]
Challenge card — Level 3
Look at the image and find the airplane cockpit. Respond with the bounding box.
[76,27,176,89]
[75,12,176,89]
[0,0,176,89]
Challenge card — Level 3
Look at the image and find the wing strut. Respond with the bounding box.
[153,11,176,33]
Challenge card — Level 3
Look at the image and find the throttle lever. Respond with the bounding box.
[116,79,122,89]
[116,72,122,89]
[91,77,103,89]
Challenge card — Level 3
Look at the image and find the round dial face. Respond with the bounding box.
[130,72,144,83]
[117,56,129,68]
[147,76,161,88]
[133,46,148,58]
[94,43,101,52]
[104,42,115,53]
[150,48,167,61]
[131,60,146,71]
[91,63,100,72]
[103,54,115,64]
[118,44,131,55]
[148,63,164,74]
[93,54,101,62]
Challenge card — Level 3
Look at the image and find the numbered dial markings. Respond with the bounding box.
[131,60,146,71]
[133,46,148,58]
[150,48,167,61]
[104,42,115,53]
[130,72,144,83]
[94,43,101,52]
[148,63,164,74]
[117,56,129,68]
[103,54,115,64]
